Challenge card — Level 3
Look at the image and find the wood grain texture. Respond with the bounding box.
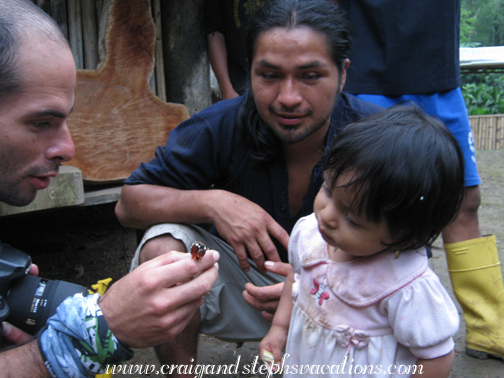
[66,0,190,183]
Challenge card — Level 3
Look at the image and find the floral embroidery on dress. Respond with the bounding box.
[310,278,330,305]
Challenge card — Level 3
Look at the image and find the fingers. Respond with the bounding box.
[28,264,39,277]
[234,222,287,273]
[214,194,287,272]
[267,221,290,252]
[264,261,292,277]
[244,282,284,301]
[156,250,220,288]
[100,251,219,348]
[261,311,274,323]
[118,298,203,348]
[162,260,220,306]
[2,323,33,346]
[246,242,267,272]
[136,249,189,273]
[232,243,251,272]
[242,282,283,314]
[259,328,287,370]
[256,232,280,268]
[255,219,287,268]
[242,293,279,314]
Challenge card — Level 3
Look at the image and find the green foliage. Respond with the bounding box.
[462,0,504,47]
[461,1,504,115]
[462,74,504,115]
[460,7,478,46]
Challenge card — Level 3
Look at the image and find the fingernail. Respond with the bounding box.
[214,262,219,271]
[2,322,11,335]
[213,251,220,262]
[264,261,274,267]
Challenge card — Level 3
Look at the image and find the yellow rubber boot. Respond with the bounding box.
[445,235,504,361]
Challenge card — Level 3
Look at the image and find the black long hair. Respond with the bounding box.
[323,105,465,251]
[238,0,351,164]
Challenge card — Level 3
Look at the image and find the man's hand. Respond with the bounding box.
[0,263,41,350]
[242,261,292,321]
[98,250,219,349]
[211,191,289,272]
[28,264,39,277]
[1,323,34,350]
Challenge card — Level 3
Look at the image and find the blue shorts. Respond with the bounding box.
[355,88,481,187]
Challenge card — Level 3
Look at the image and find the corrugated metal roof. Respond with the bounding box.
[460,46,504,71]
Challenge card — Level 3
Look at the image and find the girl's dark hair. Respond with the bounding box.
[238,0,351,164]
[324,104,465,251]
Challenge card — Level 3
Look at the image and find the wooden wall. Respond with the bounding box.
[30,0,211,110]
[469,115,504,150]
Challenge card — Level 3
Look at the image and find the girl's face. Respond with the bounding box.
[314,171,394,262]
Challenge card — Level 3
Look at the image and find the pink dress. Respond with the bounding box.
[282,214,459,377]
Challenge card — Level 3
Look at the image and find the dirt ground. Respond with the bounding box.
[1,149,503,377]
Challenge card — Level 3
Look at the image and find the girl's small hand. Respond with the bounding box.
[243,262,292,321]
[259,325,288,372]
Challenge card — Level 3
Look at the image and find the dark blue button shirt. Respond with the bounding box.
[125,93,382,261]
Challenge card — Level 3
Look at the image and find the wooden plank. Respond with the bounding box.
[491,118,496,149]
[81,0,99,69]
[478,118,484,150]
[35,0,50,16]
[96,0,104,21]
[68,0,84,69]
[82,186,122,206]
[49,0,69,39]
[152,0,167,102]
[66,0,190,183]
[96,0,111,67]
[498,117,503,149]
[482,118,487,149]
[486,118,491,150]
[487,118,491,149]
[469,114,504,150]
[0,166,84,217]
[481,118,486,150]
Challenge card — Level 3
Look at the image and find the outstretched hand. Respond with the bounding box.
[242,261,292,321]
[259,324,289,372]
[99,250,219,348]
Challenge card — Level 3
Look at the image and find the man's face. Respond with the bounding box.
[0,36,76,206]
[251,26,348,145]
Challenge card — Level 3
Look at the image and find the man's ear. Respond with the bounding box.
[339,58,350,92]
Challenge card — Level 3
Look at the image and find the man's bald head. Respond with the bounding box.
[0,0,69,101]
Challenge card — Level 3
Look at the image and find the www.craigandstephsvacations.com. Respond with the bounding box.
[105,354,424,377]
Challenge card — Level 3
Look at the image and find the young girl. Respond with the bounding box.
[260,105,464,378]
